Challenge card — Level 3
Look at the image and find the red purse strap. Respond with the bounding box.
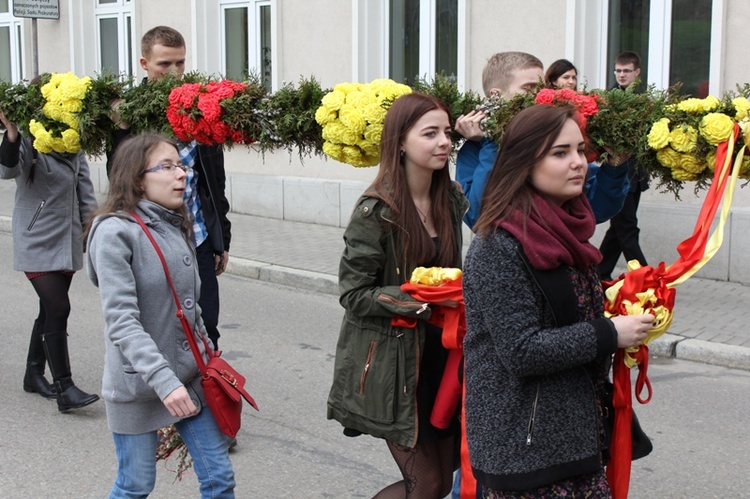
[131,211,212,375]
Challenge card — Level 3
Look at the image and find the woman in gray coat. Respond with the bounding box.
[86,133,235,498]
[0,108,99,412]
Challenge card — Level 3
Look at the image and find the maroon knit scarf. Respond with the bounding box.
[498,193,602,270]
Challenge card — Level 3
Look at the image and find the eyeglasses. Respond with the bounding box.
[614,69,634,74]
[143,162,189,174]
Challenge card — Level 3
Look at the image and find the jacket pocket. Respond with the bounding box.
[27,200,46,231]
[339,320,399,424]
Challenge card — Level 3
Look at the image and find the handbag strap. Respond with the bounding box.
[131,211,212,375]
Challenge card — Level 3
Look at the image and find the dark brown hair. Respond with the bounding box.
[473,105,579,236]
[141,26,185,59]
[85,133,191,239]
[544,59,577,88]
[366,92,458,272]
[615,51,641,70]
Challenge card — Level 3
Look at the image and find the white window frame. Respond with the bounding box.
[568,0,723,93]
[353,0,466,88]
[94,0,134,78]
[0,8,24,82]
[219,0,278,90]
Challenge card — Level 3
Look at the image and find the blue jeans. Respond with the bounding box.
[109,407,235,498]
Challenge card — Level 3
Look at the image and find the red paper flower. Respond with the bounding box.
[167,80,250,145]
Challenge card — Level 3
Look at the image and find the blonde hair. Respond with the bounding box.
[482,51,543,96]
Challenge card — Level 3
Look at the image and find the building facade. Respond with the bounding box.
[2,0,750,282]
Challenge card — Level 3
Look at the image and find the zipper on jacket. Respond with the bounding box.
[359,340,377,395]
[377,293,426,310]
[27,200,46,231]
[526,384,540,445]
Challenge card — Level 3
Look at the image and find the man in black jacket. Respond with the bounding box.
[107,26,231,350]
[598,51,649,280]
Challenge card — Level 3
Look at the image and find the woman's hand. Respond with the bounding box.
[610,313,655,349]
[162,386,199,418]
[0,108,19,143]
[455,110,486,141]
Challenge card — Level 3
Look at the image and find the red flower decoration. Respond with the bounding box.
[167,80,252,145]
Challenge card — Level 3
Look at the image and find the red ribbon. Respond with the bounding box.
[392,277,477,497]
[604,124,740,499]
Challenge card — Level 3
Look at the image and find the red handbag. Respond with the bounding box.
[132,212,258,438]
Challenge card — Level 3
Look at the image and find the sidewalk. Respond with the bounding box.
[1,185,749,371]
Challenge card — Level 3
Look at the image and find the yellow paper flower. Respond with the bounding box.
[699,112,735,145]
[701,95,721,112]
[656,147,681,169]
[669,124,697,153]
[676,98,706,114]
[733,97,750,121]
[679,153,706,174]
[410,267,463,286]
[706,150,717,171]
[647,118,671,150]
[317,78,412,167]
[670,166,699,181]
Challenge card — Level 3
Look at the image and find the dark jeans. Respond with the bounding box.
[196,240,221,349]
[598,190,647,280]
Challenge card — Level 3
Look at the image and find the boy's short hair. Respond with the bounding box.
[481,51,543,96]
[141,26,185,58]
[615,51,641,69]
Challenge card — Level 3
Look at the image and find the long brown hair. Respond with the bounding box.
[474,105,579,236]
[366,92,458,272]
[84,133,191,239]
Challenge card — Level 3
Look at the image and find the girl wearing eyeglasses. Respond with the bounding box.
[0,105,100,413]
[85,133,235,498]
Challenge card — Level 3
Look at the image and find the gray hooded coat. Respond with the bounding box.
[86,200,210,434]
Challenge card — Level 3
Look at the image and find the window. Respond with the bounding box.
[607,0,650,89]
[355,0,462,86]
[221,0,276,91]
[606,0,713,95]
[0,0,23,82]
[389,0,458,85]
[669,0,711,97]
[95,0,134,77]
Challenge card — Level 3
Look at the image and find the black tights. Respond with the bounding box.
[373,436,456,499]
[29,273,73,334]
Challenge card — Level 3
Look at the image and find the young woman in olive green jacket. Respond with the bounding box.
[327,93,469,498]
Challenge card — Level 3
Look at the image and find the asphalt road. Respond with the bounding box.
[1,231,748,498]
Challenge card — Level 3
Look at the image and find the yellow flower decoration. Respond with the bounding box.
[316,78,412,167]
[647,118,671,150]
[732,97,750,121]
[656,147,681,169]
[30,72,91,154]
[701,95,721,112]
[676,98,706,114]
[670,166,699,182]
[669,124,697,153]
[679,153,706,174]
[410,267,463,286]
[699,112,735,145]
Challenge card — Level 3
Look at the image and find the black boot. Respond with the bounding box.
[42,331,100,412]
[23,320,57,399]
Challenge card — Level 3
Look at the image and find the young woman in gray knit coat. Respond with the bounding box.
[463,105,654,498]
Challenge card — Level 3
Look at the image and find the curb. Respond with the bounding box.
[650,333,750,371]
[226,257,338,296]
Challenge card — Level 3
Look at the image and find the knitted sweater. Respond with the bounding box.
[463,229,617,491]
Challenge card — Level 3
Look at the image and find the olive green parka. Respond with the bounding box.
[327,183,468,447]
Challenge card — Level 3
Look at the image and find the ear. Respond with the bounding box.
[634,68,641,77]
[139,57,149,72]
[489,88,501,98]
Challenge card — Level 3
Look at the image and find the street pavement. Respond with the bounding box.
[1,184,749,371]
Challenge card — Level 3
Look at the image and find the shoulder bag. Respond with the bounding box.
[132,212,258,438]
